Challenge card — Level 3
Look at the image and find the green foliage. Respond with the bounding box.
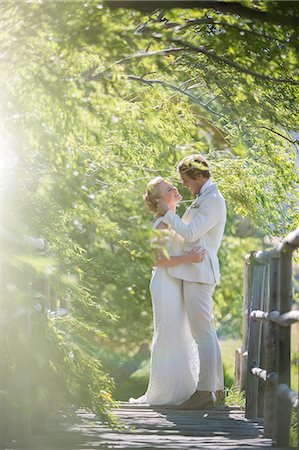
[214,233,261,337]
[290,409,298,448]
[225,384,246,409]
[1,0,298,426]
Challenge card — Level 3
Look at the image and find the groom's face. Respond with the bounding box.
[180,172,202,196]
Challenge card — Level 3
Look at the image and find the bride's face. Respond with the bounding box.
[159,181,182,207]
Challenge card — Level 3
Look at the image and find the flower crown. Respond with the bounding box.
[179,156,210,173]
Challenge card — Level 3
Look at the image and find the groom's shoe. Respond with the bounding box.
[175,390,215,410]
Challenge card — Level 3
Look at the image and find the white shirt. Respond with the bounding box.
[198,178,213,196]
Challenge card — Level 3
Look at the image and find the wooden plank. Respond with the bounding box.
[277,384,298,408]
[245,263,266,419]
[234,348,241,388]
[276,252,292,448]
[27,402,287,449]
[240,256,252,392]
[258,263,269,418]
[269,310,299,325]
[263,255,280,439]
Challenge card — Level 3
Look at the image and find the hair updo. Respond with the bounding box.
[143,176,164,214]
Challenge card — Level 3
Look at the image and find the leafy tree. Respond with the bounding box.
[1,0,298,431]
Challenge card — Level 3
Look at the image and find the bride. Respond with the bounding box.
[129,177,205,406]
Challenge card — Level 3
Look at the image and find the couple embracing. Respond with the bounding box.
[130,154,226,410]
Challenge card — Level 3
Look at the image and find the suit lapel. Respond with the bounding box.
[182,183,218,222]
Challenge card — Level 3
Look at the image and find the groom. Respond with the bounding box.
[157,154,226,409]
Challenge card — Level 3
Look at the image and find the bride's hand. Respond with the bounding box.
[188,246,206,263]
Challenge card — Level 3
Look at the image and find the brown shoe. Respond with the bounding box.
[175,390,215,410]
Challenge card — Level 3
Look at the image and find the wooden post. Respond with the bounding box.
[240,351,248,393]
[239,256,252,391]
[258,263,269,418]
[245,262,266,419]
[263,255,280,438]
[276,251,292,447]
[234,348,241,388]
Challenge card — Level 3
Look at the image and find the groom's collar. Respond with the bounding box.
[197,178,213,197]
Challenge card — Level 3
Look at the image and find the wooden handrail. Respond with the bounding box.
[277,384,299,409]
[235,227,299,448]
[250,309,299,325]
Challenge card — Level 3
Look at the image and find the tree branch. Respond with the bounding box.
[156,35,299,85]
[171,18,290,44]
[85,36,299,87]
[127,74,225,118]
[105,1,299,29]
[255,126,299,144]
[126,74,231,144]
[86,47,183,81]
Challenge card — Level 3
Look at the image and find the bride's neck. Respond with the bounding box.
[156,205,176,219]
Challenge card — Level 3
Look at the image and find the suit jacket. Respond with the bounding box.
[162,182,226,285]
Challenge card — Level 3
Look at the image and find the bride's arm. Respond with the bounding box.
[153,220,205,267]
[154,247,205,267]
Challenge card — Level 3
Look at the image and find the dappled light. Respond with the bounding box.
[1,1,298,449]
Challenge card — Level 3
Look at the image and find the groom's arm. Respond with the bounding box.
[162,199,223,242]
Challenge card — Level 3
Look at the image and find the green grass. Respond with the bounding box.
[114,359,149,401]
[224,384,245,408]
[220,338,242,382]
[290,410,298,449]
[220,339,245,408]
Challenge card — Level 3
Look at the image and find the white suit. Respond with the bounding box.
[162,180,226,392]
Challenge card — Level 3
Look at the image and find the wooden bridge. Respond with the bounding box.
[27,402,286,450]
[1,229,298,450]
[235,227,299,448]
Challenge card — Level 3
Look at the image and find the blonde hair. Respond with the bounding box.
[143,176,164,214]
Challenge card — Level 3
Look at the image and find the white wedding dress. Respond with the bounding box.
[129,217,199,406]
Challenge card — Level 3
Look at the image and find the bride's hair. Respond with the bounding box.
[143,176,164,214]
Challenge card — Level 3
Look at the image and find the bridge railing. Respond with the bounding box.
[235,227,299,448]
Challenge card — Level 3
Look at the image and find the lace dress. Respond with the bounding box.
[129,217,199,405]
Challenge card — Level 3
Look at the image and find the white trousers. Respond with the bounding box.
[183,281,224,392]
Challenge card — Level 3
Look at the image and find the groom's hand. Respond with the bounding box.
[156,199,169,216]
